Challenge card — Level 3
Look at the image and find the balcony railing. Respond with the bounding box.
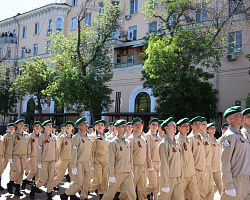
[114,59,143,68]
[0,36,17,44]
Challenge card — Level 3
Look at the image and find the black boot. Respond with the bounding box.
[70,195,80,200]
[21,179,29,189]
[14,184,23,196]
[65,174,71,182]
[60,193,69,200]
[47,192,53,200]
[113,192,120,200]
[0,177,4,191]
[54,186,60,191]
[34,185,43,193]
[99,194,103,199]
[7,181,14,194]
[30,184,36,199]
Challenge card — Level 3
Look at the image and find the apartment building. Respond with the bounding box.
[0,0,249,125]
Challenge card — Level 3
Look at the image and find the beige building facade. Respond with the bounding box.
[0,0,249,126]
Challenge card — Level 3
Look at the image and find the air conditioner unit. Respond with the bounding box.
[227,53,237,61]
[25,48,31,53]
[125,15,131,20]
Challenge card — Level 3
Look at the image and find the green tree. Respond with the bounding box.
[11,57,55,116]
[0,65,17,123]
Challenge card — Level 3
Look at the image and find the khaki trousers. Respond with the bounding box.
[35,161,55,193]
[195,169,207,199]
[26,156,39,181]
[159,177,184,200]
[66,161,91,199]
[134,165,147,200]
[102,173,136,200]
[147,162,160,199]
[0,155,4,176]
[205,167,214,200]
[213,171,222,194]
[183,175,200,200]
[11,155,27,184]
[221,176,250,200]
[53,160,72,187]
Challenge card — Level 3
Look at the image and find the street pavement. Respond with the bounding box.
[0,164,221,199]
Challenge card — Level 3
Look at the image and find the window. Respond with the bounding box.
[85,13,92,25]
[130,0,138,14]
[56,17,63,32]
[72,0,78,6]
[228,31,242,53]
[34,23,39,35]
[47,19,52,35]
[22,26,27,38]
[127,54,134,64]
[71,17,77,30]
[149,21,157,33]
[229,0,244,15]
[135,92,151,113]
[7,47,12,59]
[98,2,104,14]
[21,47,26,58]
[129,26,137,41]
[33,44,38,56]
[117,54,121,63]
[46,41,51,53]
[196,3,207,23]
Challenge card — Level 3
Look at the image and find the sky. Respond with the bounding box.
[0,0,61,21]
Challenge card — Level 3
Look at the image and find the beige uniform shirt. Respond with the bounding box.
[145,131,161,168]
[175,133,195,177]
[210,135,221,173]
[188,131,206,171]
[221,126,250,190]
[0,136,4,156]
[71,131,92,168]
[29,132,40,157]
[128,132,147,166]
[108,135,133,176]
[37,132,57,163]
[201,132,212,167]
[241,126,250,141]
[3,131,14,158]
[92,133,109,162]
[159,135,182,187]
[57,133,72,161]
[9,131,30,157]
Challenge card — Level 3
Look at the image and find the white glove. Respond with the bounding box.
[38,163,42,169]
[108,176,116,183]
[9,159,13,164]
[27,157,31,162]
[162,187,170,193]
[72,168,78,175]
[148,168,154,172]
[225,189,236,197]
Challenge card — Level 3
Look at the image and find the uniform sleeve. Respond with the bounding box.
[221,135,236,190]
[37,135,43,164]
[159,142,169,188]
[146,135,153,169]
[71,136,80,168]
[91,139,96,167]
[7,134,15,160]
[27,135,32,158]
[108,142,116,177]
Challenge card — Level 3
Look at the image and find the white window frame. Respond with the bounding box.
[72,0,78,6]
[34,23,40,35]
[47,19,52,35]
[128,25,137,41]
[85,13,92,25]
[22,26,27,38]
[56,17,63,32]
[130,0,138,14]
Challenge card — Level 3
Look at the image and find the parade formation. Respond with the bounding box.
[0,106,249,200]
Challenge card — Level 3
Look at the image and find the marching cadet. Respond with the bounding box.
[107,122,118,141]
[125,121,133,138]
[241,108,250,140]
[159,117,184,200]
[220,106,250,200]
[145,118,161,200]
[30,120,57,200]
[0,131,5,190]
[53,121,74,190]
[21,121,42,191]
[175,118,200,200]
[127,117,148,200]
[7,119,31,196]
[207,122,222,195]
[102,119,136,200]
[200,117,214,200]
[187,116,206,200]
[91,119,109,199]
[157,120,165,140]
[60,117,92,200]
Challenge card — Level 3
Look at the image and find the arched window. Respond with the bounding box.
[56,17,63,32]
[47,19,52,35]
[135,92,151,113]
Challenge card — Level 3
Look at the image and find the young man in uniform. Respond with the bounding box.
[125,121,133,138]
[30,120,57,200]
[159,117,184,200]
[220,106,250,200]
[175,118,200,200]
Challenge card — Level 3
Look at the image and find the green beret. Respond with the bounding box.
[221,122,229,129]
[114,119,127,127]
[126,121,132,125]
[15,119,24,125]
[176,118,189,126]
[109,122,114,126]
[65,121,75,127]
[223,106,241,118]
[201,117,207,122]
[33,121,41,126]
[132,117,144,125]
[149,118,159,124]
[41,120,52,127]
[93,119,107,126]
[161,117,174,128]
[7,123,15,127]
[60,123,65,128]
[189,116,202,124]
[75,117,87,127]
[158,120,164,125]
[52,124,58,129]
[207,122,216,128]
[24,124,29,128]
[88,125,93,129]
[242,108,250,116]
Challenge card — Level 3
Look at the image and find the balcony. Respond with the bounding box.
[0,36,17,44]
[114,59,143,68]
